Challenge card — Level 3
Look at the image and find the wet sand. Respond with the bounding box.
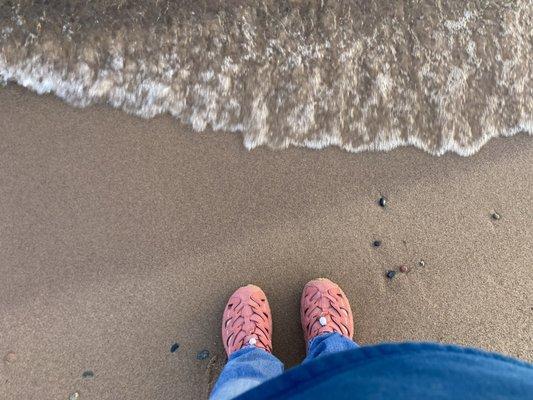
[0,84,532,399]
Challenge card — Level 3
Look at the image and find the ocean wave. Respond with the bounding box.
[1,1,531,155]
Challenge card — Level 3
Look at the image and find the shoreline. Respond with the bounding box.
[2,1,531,156]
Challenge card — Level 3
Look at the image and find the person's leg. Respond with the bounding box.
[210,346,283,400]
[300,278,357,363]
[210,284,281,400]
[303,331,358,363]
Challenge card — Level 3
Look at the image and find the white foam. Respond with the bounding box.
[0,2,530,157]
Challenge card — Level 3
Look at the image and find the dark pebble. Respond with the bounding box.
[378,197,387,208]
[386,270,396,279]
[196,350,210,360]
[81,370,94,379]
[170,343,180,353]
[491,212,501,220]
[399,265,409,273]
[372,240,381,248]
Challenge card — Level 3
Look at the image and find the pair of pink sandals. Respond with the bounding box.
[222,278,354,356]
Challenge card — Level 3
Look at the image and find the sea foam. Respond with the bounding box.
[0,1,531,155]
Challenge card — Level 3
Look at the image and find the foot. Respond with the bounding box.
[222,285,273,356]
[301,278,354,344]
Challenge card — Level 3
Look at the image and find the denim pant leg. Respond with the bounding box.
[210,346,284,400]
[303,332,358,363]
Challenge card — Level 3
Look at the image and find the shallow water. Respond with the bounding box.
[0,1,531,155]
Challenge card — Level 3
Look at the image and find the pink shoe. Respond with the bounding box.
[301,278,354,345]
[222,285,273,356]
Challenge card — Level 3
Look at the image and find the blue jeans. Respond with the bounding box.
[210,333,358,400]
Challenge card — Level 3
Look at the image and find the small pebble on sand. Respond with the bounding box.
[197,349,210,360]
[418,260,426,267]
[69,392,80,400]
[4,351,17,363]
[81,370,94,379]
[373,240,381,248]
[170,343,180,353]
[378,196,387,208]
[399,265,409,273]
[491,212,501,220]
[386,270,396,279]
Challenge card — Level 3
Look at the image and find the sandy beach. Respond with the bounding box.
[0,84,532,399]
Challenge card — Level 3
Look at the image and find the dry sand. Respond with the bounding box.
[0,84,532,399]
